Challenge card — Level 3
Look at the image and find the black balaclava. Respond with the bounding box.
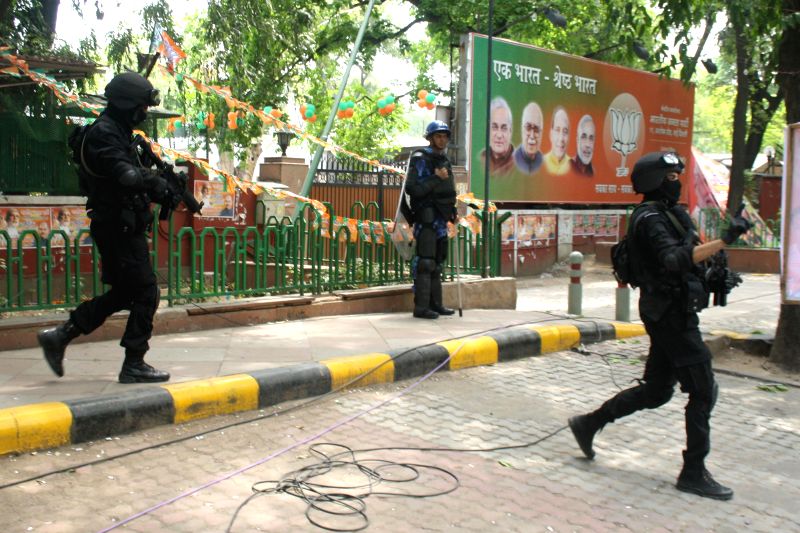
[644,177,681,207]
[105,103,147,129]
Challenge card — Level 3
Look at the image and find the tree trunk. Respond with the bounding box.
[41,0,61,43]
[0,0,13,29]
[218,150,236,176]
[238,142,262,181]
[728,21,749,212]
[771,305,800,371]
[770,0,800,370]
[744,95,783,169]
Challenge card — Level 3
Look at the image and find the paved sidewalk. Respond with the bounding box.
[2,338,798,532]
[0,269,782,411]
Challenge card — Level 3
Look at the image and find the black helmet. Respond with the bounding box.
[105,72,161,110]
[425,120,451,139]
[631,151,685,193]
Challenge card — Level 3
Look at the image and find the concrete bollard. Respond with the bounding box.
[568,251,583,315]
[615,281,631,322]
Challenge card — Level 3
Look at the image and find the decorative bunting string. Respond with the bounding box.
[2,49,495,242]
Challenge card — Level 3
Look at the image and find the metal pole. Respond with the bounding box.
[481,0,494,278]
[454,228,463,317]
[296,0,377,206]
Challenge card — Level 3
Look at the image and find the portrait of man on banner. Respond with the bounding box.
[194,180,235,218]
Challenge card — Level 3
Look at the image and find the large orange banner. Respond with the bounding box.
[467,34,695,204]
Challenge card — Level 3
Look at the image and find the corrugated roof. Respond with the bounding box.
[0,52,103,89]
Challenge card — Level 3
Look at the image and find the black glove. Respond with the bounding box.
[143,171,168,201]
[722,203,753,245]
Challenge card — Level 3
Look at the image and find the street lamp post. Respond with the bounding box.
[481,0,495,278]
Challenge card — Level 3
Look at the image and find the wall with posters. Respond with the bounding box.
[463,34,695,205]
[498,209,626,276]
[498,211,558,276]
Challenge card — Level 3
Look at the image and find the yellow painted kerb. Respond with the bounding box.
[531,325,581,353]
[612,322,647,339]
[163,374,259,424]
[321,353,395,390]
[438,337,498,370]
[0,402,72,456]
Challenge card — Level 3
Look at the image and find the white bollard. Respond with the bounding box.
[615,281,631,322]
[568,251,583,315]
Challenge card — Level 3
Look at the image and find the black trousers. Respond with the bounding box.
[70,220,159,354]
[596,310,717,475]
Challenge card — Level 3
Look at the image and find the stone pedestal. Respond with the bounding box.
[258,157,309,218]
[258,157,308,195]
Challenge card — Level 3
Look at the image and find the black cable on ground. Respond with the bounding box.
[226,426,567,533]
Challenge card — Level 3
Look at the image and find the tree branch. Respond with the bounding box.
[365,17,425,44]
[681,15,713,81]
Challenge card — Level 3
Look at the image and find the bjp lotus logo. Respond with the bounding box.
[603,93,645,178]
[609,108,642,176]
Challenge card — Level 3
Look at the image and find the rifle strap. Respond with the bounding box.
[630,201,687,238]
[79,125,103,179]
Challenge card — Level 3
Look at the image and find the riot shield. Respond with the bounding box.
[388,178,415,261]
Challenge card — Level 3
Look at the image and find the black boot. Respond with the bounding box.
[37,320,81,377]
[676,468,734,501]
[430,305,455,316]
[430,274,455,316]
[119,351,170,384]
[413,308,439,319]
[413,269,437,319]
[568,413,604,460]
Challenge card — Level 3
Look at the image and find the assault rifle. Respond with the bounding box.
[131,135,203,220]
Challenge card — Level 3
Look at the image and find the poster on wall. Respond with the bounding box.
[1,206,93,249]
[467,34,695,204]
[783,124,800,303]
[194,180,236,218]
[500,213,516,244]
[499,212,556,246]
[49,206,92,247]
[0,207,49,248]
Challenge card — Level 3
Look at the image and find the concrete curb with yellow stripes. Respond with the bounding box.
[0,321,645,456]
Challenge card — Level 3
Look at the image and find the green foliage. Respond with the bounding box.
[106,0,178,73]
[300,58,409,159]
[1,1,101,114]
[693,74,736,153]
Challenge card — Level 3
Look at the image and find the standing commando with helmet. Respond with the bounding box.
[567,151,752,500]
[38,72,175,383]
[404,120,458,319]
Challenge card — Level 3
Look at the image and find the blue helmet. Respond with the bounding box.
[425,120,451,139]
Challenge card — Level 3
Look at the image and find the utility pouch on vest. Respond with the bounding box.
[120,209,137,234]
[683,273,709,313]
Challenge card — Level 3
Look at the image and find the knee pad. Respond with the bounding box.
[433,262,443,280]
[416,226,437,259]
[417,258,436,275]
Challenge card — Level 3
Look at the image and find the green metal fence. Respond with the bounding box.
[0,204,505,313]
